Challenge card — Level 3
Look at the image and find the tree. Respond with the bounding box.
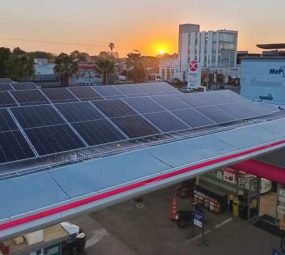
[12,47,26,56]
[95,53,115,85]
[109,42,115,53]
[127,52,146,83]
[5,54,34,81]
[0,47,11,77]
[28,51,54,60]
[54,53,79,86]
[70,50,90,62]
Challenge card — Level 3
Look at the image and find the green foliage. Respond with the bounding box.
[95,53,115,85]
[28,51,54,60]
[126,53,146,83]
[70,50,90,62]
[5,54,34,81]
[54,53,79,86]
[0,47,11,77]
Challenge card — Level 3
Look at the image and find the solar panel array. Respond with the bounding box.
[0,82,276,165]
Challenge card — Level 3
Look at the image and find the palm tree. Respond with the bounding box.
[54,53,79,86]
[95,55,114,85]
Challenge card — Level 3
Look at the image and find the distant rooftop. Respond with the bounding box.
[257,43,285,50]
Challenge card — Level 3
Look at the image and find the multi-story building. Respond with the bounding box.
[176,24,238,83]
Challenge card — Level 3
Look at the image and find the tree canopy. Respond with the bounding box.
[54,53,79,86]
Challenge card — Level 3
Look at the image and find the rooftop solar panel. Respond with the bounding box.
[124,97,165,114]
[217,103,269,119]
[72,119,126,146]
[115,85,146,97]
[92,99,137,118]
[11,105,65,129]
[136,84,168,96]
[172,108,216,128]
[0,131,35,163]
[0,92,17,108]
[68,87,102,101]
[12,82,37,91]
[55,102,104,123]
[196,106,238,124]
[0,83,13,92]
[0,78,13,84]
[151,95,190,110]
[177,93,212,108]
[42,88,78,103]
[0,109,18,132]
[93,86,125,99]
[143,112,189,132]
[11,90,49,106]
[25,124,85,156]
[111,115,160,138]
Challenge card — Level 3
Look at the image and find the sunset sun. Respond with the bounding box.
[159,49,165,55]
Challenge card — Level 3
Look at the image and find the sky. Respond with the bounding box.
[0,0,284,57]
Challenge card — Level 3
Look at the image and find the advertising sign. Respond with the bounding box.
[188,60,202,89]
[192,211,206,228]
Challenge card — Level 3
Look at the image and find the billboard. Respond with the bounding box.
[187,60,201,89]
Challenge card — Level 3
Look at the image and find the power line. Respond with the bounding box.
[0,37,133,50]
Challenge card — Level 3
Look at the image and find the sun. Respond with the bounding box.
[159,49,165,55]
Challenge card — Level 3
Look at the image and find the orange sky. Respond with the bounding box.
[1,0,284,57]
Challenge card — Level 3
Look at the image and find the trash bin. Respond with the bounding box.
[232,197,239,217]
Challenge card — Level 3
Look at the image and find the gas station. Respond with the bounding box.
[0,79,284,254]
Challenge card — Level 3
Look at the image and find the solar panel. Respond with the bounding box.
[93,86,125,99]
[124,97,165,114]
[0,109,18,132]
[25,124,85,156]
[143,112,189,132]
[111,115,160,138]
[72,119,126,146]
[177,93,212,108]
[196,106,238,124]
[11,90,49,106]
[12,82,37,90]
[151,95,190,110]
[11,105,65,129]
[136,84,168,96]
[42,88,78,103]
[56,102,104,123]
[68,87,103,101]
[172,108,216,128]
[115,85,146,97]
[0,131,35,163]
[0,92,17,108]
[92,99,137,118]
[0,78,13,84]
[0,83,13,92]
[217,102,272,119]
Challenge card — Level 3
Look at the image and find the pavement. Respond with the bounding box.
[71,186,282,255]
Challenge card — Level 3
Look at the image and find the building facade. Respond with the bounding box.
[177,24,238,83]
[240,56,285,105]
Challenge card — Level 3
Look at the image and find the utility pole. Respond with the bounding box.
[134,50,148,82]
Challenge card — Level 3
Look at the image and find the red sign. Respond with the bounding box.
[189,60,198,72]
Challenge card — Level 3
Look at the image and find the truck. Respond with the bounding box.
[0,222,86,255]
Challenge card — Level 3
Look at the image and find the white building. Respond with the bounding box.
[34,58,55,76]
[159,57,180,81]
[177,24,238,82]
[241,56,285,105]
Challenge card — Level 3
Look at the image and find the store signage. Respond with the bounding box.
[259,94,274,101]
[188,60,201,89]
[224,168,236,184]
[269,67,285,77]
